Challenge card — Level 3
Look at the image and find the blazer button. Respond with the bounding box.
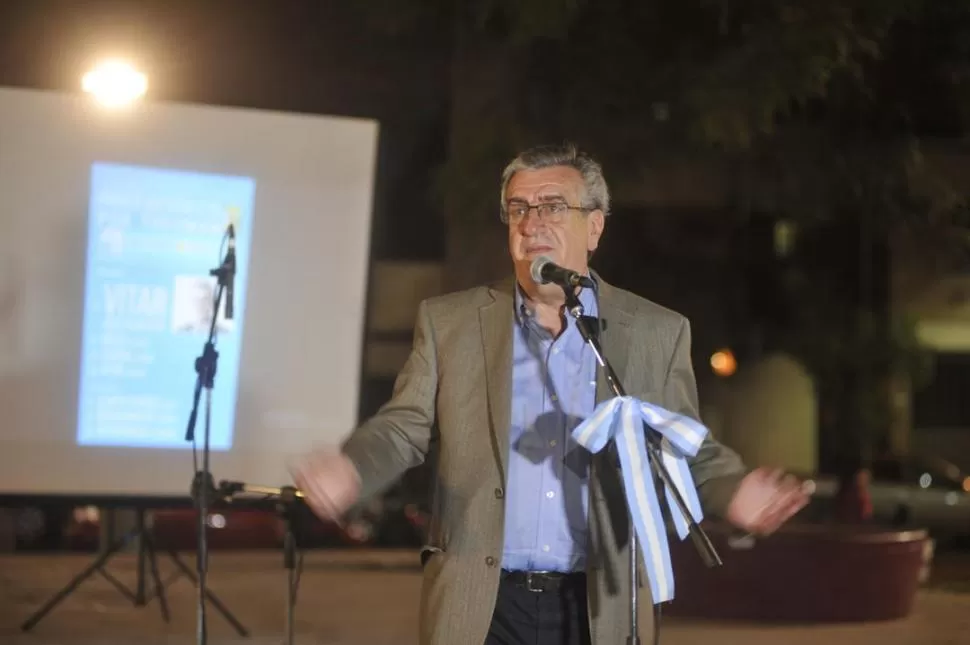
[494,488,504,499]
[485,556,496,567]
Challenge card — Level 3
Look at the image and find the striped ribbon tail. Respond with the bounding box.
[638,401,707,539]
[571,395,709,604]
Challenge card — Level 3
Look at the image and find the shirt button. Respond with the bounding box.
[494,488,504,499]
[549,440,557,447]
[550,395,558,402]
[542,545,551,553]
[546,491,555,499]
[485,556,496,567]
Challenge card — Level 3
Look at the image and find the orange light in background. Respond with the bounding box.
[710,349,737,377]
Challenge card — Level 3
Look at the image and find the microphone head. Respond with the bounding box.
[530,255,553,284]
[226,206,238,240]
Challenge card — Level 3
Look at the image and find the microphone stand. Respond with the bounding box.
[218,481,305,645]
[562,285,721,645]
[184,234,235,645]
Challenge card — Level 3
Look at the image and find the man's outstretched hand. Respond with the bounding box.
[290,450,362,522]
[725,467,813,536]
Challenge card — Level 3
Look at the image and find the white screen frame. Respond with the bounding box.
[0,87,378,498]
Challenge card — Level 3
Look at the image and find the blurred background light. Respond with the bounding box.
[710,348,737,377]
[81,59,147,108]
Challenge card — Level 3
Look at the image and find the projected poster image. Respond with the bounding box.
[170,274,234,335]
[76,162,255,450]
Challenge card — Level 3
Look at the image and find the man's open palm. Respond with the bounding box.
[725,467,812,535]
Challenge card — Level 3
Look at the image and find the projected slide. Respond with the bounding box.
[76,163,255,450]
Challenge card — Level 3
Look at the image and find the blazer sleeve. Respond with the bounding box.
[341,299,438,502]
[663,317,747,519]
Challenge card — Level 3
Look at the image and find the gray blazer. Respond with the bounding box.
[342,273,747,645]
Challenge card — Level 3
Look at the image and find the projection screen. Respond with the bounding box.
[0,86,378,498]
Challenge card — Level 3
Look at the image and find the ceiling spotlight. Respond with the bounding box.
[82,59,148,108]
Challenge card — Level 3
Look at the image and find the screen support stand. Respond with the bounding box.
[20,505,249,636]
[21,507,169,631]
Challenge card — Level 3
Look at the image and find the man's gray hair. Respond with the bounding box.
[500,142,611,217]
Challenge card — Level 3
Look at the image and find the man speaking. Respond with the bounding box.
[293,143,809,645]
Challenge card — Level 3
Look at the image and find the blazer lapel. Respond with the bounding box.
[479,278,514,482]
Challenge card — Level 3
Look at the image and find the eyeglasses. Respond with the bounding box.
[501,201,594,225]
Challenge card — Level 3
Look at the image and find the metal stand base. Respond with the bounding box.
[20,507,248,638]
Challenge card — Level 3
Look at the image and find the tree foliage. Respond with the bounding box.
[359,0,938,146]
[356,0,970,461]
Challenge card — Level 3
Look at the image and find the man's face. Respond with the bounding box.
[505,166,604,289]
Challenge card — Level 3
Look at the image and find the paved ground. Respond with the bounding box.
[1,549,968,645]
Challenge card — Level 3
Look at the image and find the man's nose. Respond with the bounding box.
[518,210,543,234]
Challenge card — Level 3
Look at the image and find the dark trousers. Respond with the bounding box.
[485,571,591,645]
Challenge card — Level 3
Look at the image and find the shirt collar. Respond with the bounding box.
[514,273,599,329]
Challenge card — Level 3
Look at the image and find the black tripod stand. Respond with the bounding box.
[20,507,168,631]
[19,504,251,635]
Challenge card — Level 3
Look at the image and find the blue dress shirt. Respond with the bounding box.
[500,282,599,573]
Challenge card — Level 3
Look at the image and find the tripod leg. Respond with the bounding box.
[142,531,171,622]
[136,514,147,605]
[96,568,139,603]
[20,528,135,631]
[166,549,250,637]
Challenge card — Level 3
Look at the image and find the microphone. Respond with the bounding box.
[224,222,236,320]
[217,480,305,503]
[530,255,594,289]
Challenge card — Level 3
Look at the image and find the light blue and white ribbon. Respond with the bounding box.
[572,395,708,603]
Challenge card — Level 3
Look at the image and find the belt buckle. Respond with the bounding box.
[524,572,545,593]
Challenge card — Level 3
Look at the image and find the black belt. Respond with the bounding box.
[501,570,586,593]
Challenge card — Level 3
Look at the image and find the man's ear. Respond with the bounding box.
[587,209,605,252]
